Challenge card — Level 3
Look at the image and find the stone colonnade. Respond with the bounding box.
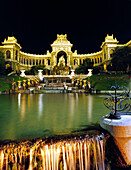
[18,55,103,68]
[19,57,51,66]
[73,55,103,66]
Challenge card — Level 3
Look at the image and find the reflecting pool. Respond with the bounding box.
[0,93,108,139]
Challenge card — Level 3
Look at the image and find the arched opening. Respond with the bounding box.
[57,51,67,66]
[80,59,82,65]
[25,59,27,65]
[5,61,12,74]
[33,59,35,65]
[28,59,30,65]
[92,59,94,64]
[48,59,50,65]
[15,65,18,72]
[42,59,44,65]
[110,49,114,58]
[6,63,10,69]
[19,57,21,63]
[74,59,78,65]
[15,50,18,60]
[104,54,106,60]
[21,57,23,63]
[23,58,25,64]
[98,58,99,63]
[6,50,11,59]
[36,59,38,65]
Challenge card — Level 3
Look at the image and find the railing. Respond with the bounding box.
[103,83,131,119]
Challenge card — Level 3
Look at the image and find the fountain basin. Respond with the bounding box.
[100,115,131,166]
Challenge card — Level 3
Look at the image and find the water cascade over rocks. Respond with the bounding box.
[0,133,105,170]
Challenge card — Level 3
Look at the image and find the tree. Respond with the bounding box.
[75,58,93,74]
[5,66,12,75]
[25,65,46,75]
[0,51,5,75]
[109,46,131,72]
[92,66,101,74]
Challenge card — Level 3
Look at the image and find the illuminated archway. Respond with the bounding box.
[6,50,11,59]
[57,51,67,66]
[6,63,10,69]
[110,49,114,58]
[15,50,18,60]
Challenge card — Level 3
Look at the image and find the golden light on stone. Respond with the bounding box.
[17,81,21,89]
[83,80,87,89]
[1,34,130,74]
[80,79,83,86]
[28,79,30,86]
[23,80,26,90]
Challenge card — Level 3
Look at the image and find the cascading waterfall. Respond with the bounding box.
[0,133,105,170]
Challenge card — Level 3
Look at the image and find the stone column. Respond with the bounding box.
[78,58,80,65]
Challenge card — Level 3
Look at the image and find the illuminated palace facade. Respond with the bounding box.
[0,34,131,74]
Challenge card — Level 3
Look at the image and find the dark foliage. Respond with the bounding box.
[75,58,93,74]
[92,66,101,74]
[25,65,46,75]
[108,46,131,72]
[0,51,5,75]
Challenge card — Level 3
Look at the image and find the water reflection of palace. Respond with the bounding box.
[0,34,130,73]
[17,93,94,135]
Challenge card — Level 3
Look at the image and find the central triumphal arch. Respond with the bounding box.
[50,34,73,74]
[51,35,72,66]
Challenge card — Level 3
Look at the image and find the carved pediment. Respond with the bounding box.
[51,34,73,47]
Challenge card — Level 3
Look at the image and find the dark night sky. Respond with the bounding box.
[0,0,131,54]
